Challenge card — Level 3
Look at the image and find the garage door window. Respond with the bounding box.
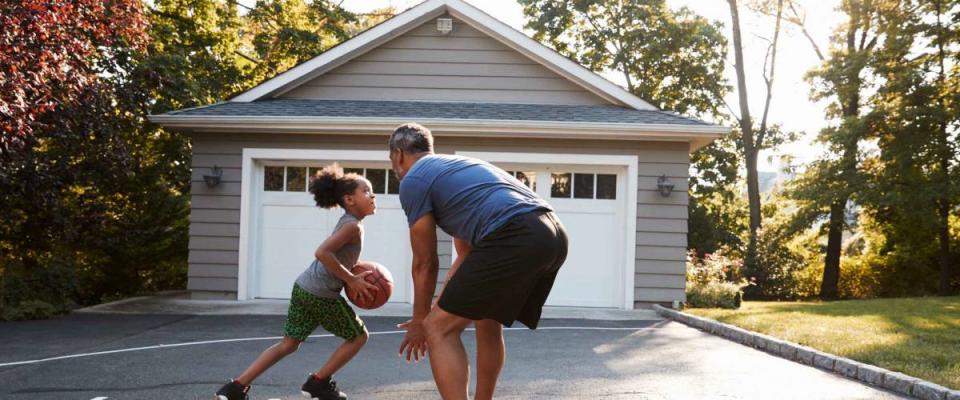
[505,170,536,191]
[320,167,399,195]
[551,172,616,200]
[264,166,285,191]
[286,167,306,192]
[266,166,398,194]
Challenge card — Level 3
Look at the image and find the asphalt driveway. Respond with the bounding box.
[0,313,907,399]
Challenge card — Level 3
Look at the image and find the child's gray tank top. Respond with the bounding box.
[294,212,363,299]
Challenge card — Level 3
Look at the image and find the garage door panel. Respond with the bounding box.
[258,205,331,298]
[546,212,620,307]
[358,208,411,302]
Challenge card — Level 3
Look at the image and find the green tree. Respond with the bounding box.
[863,0,959,295]
[784,0,892,299]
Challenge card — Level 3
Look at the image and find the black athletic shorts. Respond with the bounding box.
[437,210,568,329]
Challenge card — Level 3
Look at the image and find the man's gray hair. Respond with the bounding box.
[389,122,434,154]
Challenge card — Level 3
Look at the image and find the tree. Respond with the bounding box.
[725,0,789,274]
[0,0,150,267]
[785,0,893,299]
[0,0,161,312]
[864,0,959,296]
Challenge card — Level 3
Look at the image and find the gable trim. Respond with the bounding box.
[230,0,656,111]
[231,0,447,102]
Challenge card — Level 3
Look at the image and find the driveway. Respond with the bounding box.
[0,313,906,399]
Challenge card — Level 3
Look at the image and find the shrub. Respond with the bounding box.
[686,282,743,309]
[1,260,80,313]
[687,246,744,285]
[686,246,746,308]
[1,300,65,321]
[744,227,811,300]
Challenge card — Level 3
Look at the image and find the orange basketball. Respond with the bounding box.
[347,261,394,309]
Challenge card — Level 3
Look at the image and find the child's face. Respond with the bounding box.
[345,178,376,217]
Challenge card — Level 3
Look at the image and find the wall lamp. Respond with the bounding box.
[204,165,223,187]
[657,175,675,197]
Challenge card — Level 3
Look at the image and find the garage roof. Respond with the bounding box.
[163,99,712,126]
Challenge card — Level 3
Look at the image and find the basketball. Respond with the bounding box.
[347,261,394,309]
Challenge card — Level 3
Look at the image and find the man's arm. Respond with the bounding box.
[398,213,439,362]
[409,213,439,322]
[436,238,471,302]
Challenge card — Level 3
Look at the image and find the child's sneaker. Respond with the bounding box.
[215,380,250,400]
[301,374,347,400]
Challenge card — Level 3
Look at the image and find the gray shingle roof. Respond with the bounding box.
[166,99,712,126]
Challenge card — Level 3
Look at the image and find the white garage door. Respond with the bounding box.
[251,158,628,309]
[253,161,411,302]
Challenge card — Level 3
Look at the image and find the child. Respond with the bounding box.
[216,165,379,400]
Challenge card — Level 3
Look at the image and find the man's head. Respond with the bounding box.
[389,122,434,178]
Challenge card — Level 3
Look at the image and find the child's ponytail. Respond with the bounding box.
[309,164,362,209]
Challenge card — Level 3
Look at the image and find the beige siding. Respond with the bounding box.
[187,133,689,306]
[281,16,608,105]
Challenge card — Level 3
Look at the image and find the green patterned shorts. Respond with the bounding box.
[283,284,366,341]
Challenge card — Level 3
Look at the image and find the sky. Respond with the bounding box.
[249,0,849,172]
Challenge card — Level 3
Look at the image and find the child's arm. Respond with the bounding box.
[314,222,377,302]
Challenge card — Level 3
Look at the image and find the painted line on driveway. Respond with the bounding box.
[0,326,655,368]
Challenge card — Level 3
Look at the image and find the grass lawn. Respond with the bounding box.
[686,297,960,390]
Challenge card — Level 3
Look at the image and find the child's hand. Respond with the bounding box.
[346,270,378,303]
[398,319,428,363]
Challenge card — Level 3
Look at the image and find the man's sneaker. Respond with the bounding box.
[301,374,347,400]
[215,380,250,400]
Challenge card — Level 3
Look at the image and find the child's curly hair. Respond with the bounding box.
[309,164,363,209]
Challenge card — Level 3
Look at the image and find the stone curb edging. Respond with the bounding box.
[652,304,960,400]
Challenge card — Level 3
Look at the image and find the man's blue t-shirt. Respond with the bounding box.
[399,154,552,245]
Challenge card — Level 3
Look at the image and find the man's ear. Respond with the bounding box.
[394,149,405,164]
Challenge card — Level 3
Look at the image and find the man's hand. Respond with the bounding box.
[345,270,378,303]
[398,318,428,363]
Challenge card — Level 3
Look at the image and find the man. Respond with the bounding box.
[389,122,568,400]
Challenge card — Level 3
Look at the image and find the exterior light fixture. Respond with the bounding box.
[204,165,223,187]
[657,175,674,197]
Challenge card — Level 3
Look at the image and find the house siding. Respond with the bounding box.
[281,15,608,106]
[188,133,689,307]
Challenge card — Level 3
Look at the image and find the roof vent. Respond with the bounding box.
[437,18,453,35]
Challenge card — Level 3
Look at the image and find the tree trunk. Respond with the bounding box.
[821,200,845,300]
[745,149,761,266]
[727,0,761,268]
[938,201,952,296]
[934,0,952,296]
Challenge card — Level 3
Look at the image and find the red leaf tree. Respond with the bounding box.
[0,0,148,154]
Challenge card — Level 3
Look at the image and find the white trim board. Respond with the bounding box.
[229,0,655,111]
[456,151,639,310]
[149,115,726,151]
[238,149,391,300]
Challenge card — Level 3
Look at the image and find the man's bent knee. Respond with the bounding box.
[423,308,471,344]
